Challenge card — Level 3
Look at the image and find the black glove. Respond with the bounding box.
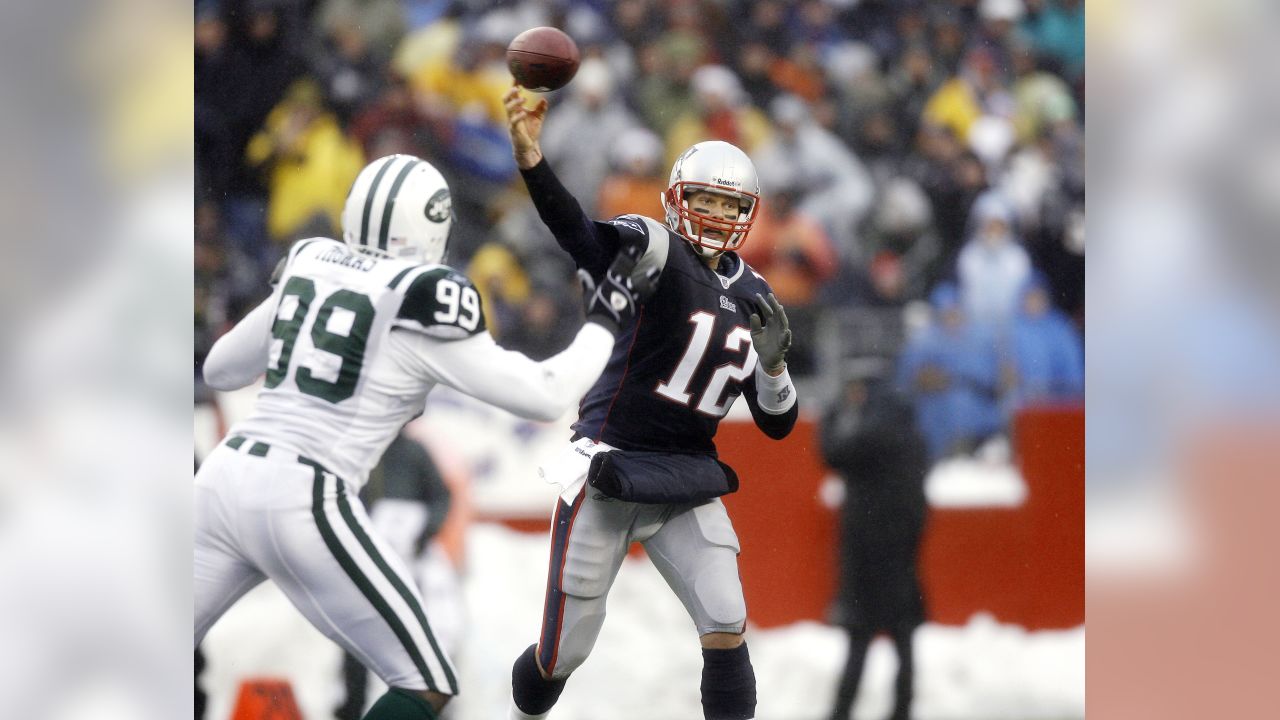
[580,245,658,335]
[749,293,792,374]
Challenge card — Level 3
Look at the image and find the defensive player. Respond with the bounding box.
[195,154,650,720]
[503,87,798,720]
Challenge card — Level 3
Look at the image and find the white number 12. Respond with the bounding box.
[655,311,757,417]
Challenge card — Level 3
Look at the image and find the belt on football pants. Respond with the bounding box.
[224,435,336,477]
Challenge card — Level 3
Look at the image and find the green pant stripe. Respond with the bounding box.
[335,481,458,693]
[225,436,245,450]
[377,159,423,251]
[305,461,439,692]
[248,442,270,457]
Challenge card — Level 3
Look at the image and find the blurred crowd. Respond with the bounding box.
[195,0,1085,460]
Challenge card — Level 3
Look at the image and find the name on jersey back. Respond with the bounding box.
[317,246,378,272]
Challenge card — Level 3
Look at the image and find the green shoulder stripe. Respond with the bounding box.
[396,266,487,338]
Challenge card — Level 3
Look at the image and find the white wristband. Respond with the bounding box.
[754,364,796,415]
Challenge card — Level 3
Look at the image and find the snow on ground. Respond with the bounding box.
[201,523,1083,720]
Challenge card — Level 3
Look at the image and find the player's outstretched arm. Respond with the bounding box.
[202,295,277,391]
[503,84,620,275]
[504,84,547,171]
[398,249,654,421]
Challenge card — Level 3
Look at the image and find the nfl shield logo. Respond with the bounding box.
[719,276,730,289]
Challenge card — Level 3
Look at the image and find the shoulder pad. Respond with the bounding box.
[395,266,487,340]
[608,215,670,283]
[606,214,650,236]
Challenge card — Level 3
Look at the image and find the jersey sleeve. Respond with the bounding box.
[387,321,615,422]
[202,294,279,391]
[393,266,489,340]
[519,159,670,279]
[602,214,670,284]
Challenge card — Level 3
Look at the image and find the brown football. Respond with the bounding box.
[506,27,580,93]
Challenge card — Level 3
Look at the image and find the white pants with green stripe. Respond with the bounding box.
[194,442,458,695]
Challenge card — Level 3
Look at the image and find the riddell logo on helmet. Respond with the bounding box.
[711,177,740,188]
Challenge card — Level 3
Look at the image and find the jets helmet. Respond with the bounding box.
[341,154,453,265]
[661,140,761,257]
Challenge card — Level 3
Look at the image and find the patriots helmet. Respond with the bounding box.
[661,140,762,257]
[341,154,453,265]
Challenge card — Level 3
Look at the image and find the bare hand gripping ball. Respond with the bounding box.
[507,27,580,92]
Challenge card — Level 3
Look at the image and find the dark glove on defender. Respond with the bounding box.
[580,243,657,335]
[749,292,792,374]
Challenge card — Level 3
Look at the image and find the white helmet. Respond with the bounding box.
[661,140,761,257]
[342,154,453,265]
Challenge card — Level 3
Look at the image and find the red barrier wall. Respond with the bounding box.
[495,406,1084,630]
[721,406,1084,630]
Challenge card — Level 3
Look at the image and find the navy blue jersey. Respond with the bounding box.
[572,216,778,453]
[519,160,797,456]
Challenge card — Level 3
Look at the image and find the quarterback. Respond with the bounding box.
[503,86,797,720]
[195,154,649,720]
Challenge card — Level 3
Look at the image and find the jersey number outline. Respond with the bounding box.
[265,276,375,403]
[433,278,481,331]
[654,311,756,417]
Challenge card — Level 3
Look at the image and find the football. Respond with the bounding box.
[506,27,580,93]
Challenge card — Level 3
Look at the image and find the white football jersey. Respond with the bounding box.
[228,237,489,487]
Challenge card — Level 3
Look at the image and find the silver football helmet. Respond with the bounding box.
[341,154,453,265]
[661,140,762,257]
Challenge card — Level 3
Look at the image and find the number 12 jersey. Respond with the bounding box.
[573,215,793,455]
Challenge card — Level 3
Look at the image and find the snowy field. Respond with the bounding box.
[201,523,1083,720]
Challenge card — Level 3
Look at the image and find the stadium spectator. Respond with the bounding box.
[596,127,667,221]
[957,190,1032,329]
[826,42,893,155]
[737,184,839,310]
[970,0,1026,69]
[308,13,386,125]
[664,64,773,169]
[348,72,442,161]
[733,40,782,112]
[631,37,699,137]
[466,240,533,340]
[540,59,640,218]
[738,182,839,374]
[1021,0,1086,83]
[1002,273,1084,411]
[753,94,874,261]
[906,126,989,283]
[1009,34,1078,145]
[244,79,364,244]
[315,0,406,62]
[887,43,944,153]
[923,46,1015,144]
[861,177,941,303]
[896,283,1003,461]
[821,371,928,720]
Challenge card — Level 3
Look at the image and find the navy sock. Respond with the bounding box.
[512,644,568,715]
[701,643,756,720]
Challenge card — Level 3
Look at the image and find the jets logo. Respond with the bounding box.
[424,189,451,223]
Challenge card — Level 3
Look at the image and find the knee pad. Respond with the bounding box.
[513,644,568,716]
[701,643,756,720]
